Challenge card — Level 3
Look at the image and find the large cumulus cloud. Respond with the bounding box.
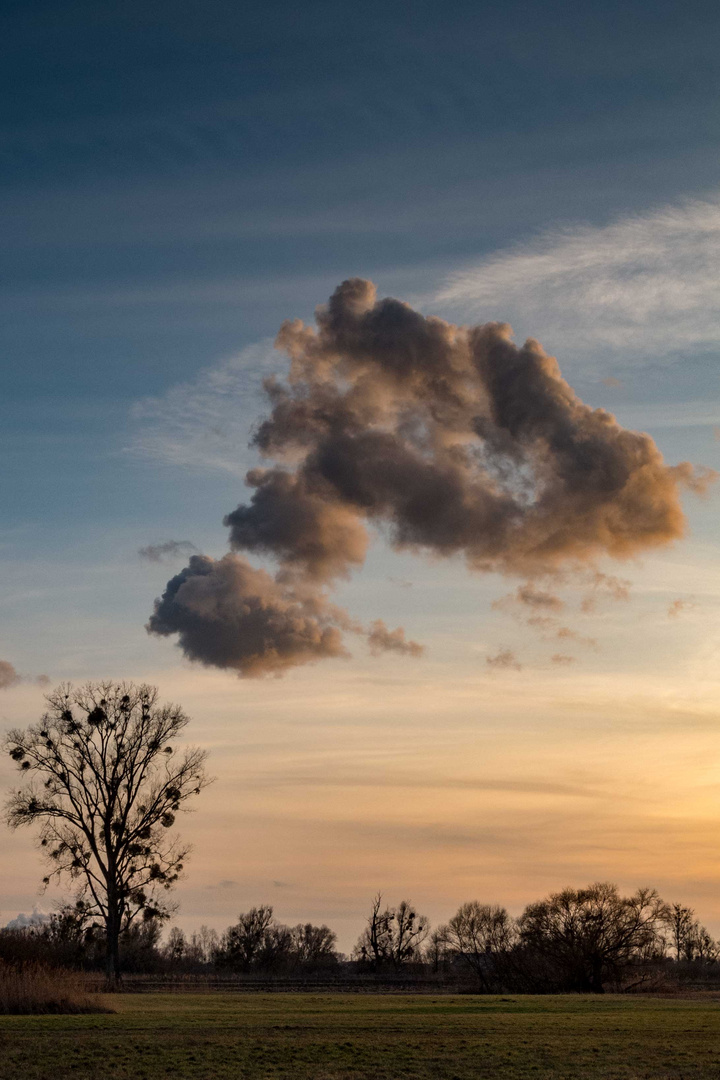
[147,279,711,676]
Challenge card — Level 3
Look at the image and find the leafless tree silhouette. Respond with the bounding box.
[438,901,515,990]
[519,882,668,992]
[354,894,429,968]
[4,681,209,983]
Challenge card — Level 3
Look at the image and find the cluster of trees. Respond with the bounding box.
[348,887,720,992]
[665,902,719,963]
[2,887,718,993]
[3,681,719,993]
[0,904,165,973]
[0,903,339,976]
[168,906,338,973]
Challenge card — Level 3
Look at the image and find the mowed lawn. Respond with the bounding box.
[2,992,720,1080]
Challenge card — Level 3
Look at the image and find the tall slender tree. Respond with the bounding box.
[666,902,696,962]
[4,681,209,982]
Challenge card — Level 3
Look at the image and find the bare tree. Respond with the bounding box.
[424,927,447,972]
[354,894,429,969]
[215,908,339,972]
[687,924,719,963]
[666,903,696,962]
[519,882,668,993]
[289,923,338,968]
[354,893,392,967]
[164,926,187,965]
[438,901,515,990]
[188,924,219,965]
[665,906,720,964]
[4,681,209,983]
[216,905,275,970]
[391,900,429,967]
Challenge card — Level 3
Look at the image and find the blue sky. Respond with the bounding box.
[2,0,720,947]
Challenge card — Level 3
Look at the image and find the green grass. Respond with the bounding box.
[1,992,720,1079]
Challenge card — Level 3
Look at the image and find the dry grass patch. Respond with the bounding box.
[0,962,110,1014]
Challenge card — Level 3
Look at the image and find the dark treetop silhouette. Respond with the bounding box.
[353,895,430,969]
[4,681,209,982]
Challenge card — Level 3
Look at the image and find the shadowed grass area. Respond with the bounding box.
[1,992,720,1078]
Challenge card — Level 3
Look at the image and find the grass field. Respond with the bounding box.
[1,992,720,1079]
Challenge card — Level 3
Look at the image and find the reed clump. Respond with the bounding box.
[0,961,111,1014]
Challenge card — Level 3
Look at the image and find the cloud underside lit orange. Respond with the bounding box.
[147,279,713,676]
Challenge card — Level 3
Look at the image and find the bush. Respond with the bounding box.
[0,962,110,1014]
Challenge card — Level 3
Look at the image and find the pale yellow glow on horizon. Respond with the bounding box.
[1,560,719,953]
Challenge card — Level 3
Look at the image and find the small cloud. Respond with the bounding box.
[493,584,564,615]
[205,879,238,890]
[138,540,198,563]
[272,880,291,888]
[35,675,51,687]
[668,598,695,618]
[580,572,631,612]
[486,648,522,671]
[0,661,21,690]
[551,653,576,665]
[387,577,413,588]
[367,619,424,657]
[602,376,623,389]
[515,584,563,611]
[522,615,596,650]
[680,465,717,496]
[526,615,557,632]
[556,626,597,650]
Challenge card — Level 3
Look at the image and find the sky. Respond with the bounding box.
[1,0,720,952]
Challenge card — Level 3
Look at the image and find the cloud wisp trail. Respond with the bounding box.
[147,279,711,677]
[435,195,720,363]
[138,540,198,563]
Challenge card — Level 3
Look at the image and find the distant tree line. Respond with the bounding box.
[2,885,719,993]
[349,887,720,993]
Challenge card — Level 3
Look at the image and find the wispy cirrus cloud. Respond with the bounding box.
[131,195,720,487]
[435,194,720,363]
[130,340,278,475]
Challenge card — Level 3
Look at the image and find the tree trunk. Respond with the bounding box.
[105,908,121,986]
[590,956,605,993]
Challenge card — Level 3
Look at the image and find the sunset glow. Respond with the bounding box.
[2,0,720,963]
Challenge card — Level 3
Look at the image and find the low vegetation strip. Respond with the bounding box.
[84,972,451,993]
[0,963,109,1015]
[1,993,720,1079]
